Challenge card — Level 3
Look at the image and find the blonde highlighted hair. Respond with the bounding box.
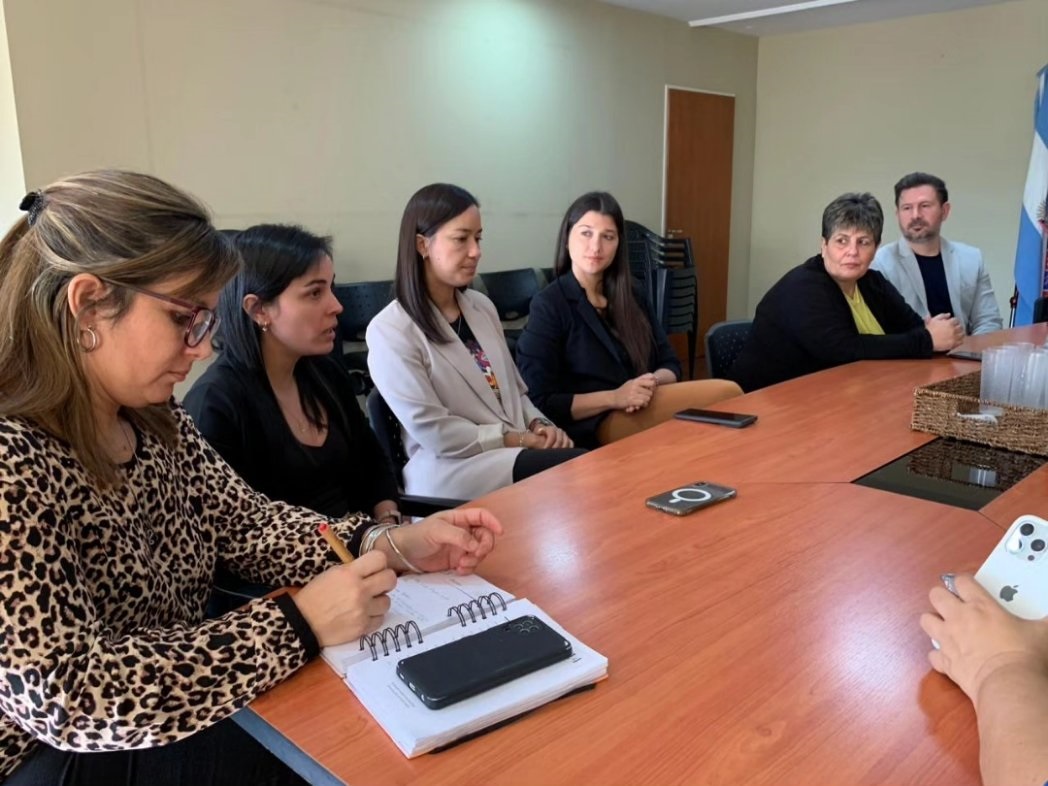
[0,169,240,485]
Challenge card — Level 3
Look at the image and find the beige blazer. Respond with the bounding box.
[366,289,545,499]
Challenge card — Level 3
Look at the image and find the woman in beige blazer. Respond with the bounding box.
[367,183,586,499]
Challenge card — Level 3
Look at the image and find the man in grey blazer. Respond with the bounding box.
[872,172,1003,335]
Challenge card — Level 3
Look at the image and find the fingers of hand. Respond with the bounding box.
[367,593,392,618]
[363,567,398,598]
[927,648,948,674]
[919,610,946,642]
[440,507,505,537]
[353,549,389,576]
[952,574,989,603]
[928,584,963,616]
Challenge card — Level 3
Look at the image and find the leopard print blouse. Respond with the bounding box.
[0,404,369,778]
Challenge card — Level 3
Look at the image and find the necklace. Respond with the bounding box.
[446,311,464,337]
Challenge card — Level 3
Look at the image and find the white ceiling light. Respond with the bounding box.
[688,0,862,27]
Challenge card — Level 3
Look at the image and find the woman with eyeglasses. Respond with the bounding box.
[366,183,586,500]
[0,171,501,786]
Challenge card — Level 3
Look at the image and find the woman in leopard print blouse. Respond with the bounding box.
[0,171,501,785]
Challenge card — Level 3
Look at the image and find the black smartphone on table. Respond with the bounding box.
[645,481,737,516]
[946,349,982,361]
[674,408,757,428]
[396,616,573,709]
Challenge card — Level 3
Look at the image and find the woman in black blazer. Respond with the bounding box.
[516,192,742,448]
[729,192,964,392]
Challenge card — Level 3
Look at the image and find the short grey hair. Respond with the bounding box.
[821,192,883,244]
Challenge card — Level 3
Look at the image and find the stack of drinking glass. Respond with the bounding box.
[980,343,1048,410]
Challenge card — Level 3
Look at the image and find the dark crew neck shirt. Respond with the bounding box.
[914,252,952,317]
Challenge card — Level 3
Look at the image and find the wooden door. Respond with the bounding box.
[664,88,734,376]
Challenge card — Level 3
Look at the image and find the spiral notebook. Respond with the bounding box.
[321,573,608,757]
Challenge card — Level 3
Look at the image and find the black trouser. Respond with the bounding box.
[5,717,307,786]
[511,447,587,482]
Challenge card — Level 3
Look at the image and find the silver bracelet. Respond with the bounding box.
[360,524,387,555]
[383,525,424,574]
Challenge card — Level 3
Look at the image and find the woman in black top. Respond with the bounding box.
[515,192,742,448]
[184,224,401,522]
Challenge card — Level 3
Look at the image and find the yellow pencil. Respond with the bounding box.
[318,522,354,564]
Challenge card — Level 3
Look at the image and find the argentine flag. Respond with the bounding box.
[1014,64,1048,325]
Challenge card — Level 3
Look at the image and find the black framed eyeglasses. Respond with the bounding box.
[103,280,219,347]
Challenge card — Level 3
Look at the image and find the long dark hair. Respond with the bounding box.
[394,183,479,343]
[554,192,654,374]
[215,223,335,429]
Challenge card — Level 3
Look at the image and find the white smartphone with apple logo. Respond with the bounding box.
[972,514,1048,620]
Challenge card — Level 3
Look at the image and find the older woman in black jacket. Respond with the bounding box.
[729,192,964,393]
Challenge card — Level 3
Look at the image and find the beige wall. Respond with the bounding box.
[750,0,1048,320]
[4,0,757,322]
[0,1,24,229]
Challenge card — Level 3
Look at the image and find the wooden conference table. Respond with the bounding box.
[241,324,1048,786]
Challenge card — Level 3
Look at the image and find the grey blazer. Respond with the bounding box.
[871,237,1003,335]
[365,289,546,499]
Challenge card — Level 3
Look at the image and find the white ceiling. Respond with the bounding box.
[598,0,1018,36]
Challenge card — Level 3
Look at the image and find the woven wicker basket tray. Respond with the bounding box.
[911,371,1048,457]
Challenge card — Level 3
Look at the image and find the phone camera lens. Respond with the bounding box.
[1021,523,1036,536]
[1033,539,1046,552]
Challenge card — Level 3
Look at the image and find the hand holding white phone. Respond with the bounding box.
[972,514,1048,620]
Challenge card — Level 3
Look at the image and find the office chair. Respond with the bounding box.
[332,281,394,393]
[625,219,658,305]
[365,389,467,515]
[478,268,544,356]
[704,319,753,379]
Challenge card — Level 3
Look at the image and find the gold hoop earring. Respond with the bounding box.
[78,326,99,352]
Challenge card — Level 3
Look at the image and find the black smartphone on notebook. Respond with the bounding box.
[674,409,757,428]
[396,616,573,709]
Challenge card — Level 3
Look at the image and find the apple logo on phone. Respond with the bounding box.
[999,585,1019,602]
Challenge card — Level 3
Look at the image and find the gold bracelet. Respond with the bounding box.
[518,431,526,448]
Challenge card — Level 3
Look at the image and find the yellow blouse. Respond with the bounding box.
[843,287,885,335]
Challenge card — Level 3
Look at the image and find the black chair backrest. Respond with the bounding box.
[704,319,753,379]
[333,281,394,340]
[654,266,699,379]
[1034,297,1048,324]
[366,389,407,486]
[625,220,657,303]
[479,269,543,320]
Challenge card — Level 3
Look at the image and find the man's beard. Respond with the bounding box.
[903,223,938,243]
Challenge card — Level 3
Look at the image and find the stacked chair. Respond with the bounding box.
[624,220,700,380]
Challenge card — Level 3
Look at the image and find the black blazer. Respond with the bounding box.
[515,273,681,447]
[183,354,398,516]
[729,255,933,392]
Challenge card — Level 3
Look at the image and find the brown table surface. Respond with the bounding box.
[242,326,1048,786]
